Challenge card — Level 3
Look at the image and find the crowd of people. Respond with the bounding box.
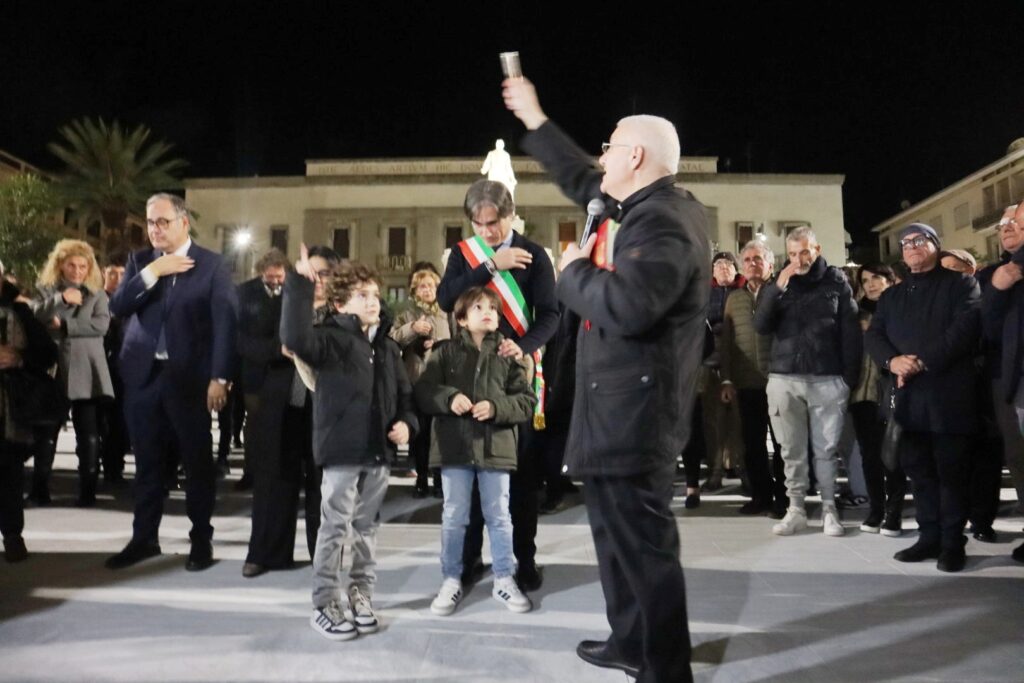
[1,78,1023,683]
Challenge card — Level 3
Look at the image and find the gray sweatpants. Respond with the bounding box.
[311,464,389,609]
[766,374,849,506]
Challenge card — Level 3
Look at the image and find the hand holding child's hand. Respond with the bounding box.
[450,393,473,415]
[471,401,494,421]
[388,421,410,446]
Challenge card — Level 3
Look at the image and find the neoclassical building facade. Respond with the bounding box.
[185,155,847,298]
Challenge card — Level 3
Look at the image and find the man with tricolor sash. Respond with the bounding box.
[437,178,558,593]
[503,78,709,683]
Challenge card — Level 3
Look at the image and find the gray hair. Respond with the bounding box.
[463,179,515,220]
[785,226,818,246]
[740,239,775,266]
[617,115,681,175]
[146,192,189,218]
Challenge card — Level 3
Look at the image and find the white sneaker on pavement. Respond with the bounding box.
[822,505,845,537]
[772,507,808,536]
[310,600,358,641]
[347,584,379,634]
[430,577,463,616]
[492,576,532,613]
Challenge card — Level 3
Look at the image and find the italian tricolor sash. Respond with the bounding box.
[457,235,547,429]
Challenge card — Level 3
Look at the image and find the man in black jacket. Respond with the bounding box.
[980,206,1024,563]
[754,227,861,538]
[866,223,981,572]
[438,178,558,591]
[504,77,708,683]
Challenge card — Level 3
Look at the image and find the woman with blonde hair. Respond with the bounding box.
[30,239,113,507]
[391,265,450,497]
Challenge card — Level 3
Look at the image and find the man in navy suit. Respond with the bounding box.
[106,193,238,571]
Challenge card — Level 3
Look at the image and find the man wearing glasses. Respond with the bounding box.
[503,78,708,683]
[106,193,238,571]
[865,223,980,572]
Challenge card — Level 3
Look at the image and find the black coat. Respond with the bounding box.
[981,267,1024,404]
[237,277,289,393]
[280,272,417,468]
[753,256,862,388]
[437,230,558,356]
[865,265,981,434]
[522,121,711,477]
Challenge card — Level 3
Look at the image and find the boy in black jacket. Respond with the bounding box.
[281,247,417,641]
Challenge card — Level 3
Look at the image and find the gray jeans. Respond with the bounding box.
[311,464,389,609]
[766,374,849,506]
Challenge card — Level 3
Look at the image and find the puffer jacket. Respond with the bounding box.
[753,256,862,388]
[720,285,772,389]
[414,329,535,471]
[280,272,418,468]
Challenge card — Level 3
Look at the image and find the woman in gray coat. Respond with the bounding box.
[31,239,113,506]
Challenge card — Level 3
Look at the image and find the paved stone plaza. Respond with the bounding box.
[1,428,1023,682]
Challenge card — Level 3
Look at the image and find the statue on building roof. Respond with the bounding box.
[480,139,517,200]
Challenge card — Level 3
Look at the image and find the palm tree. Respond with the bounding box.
[47,118,188,252]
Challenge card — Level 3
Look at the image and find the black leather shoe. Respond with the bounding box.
[576,640,640,678]
[242,561,266,578]
[739,500,771,515]
[684,492,700,509]
[970,525,997,543]
[105,541,161,569]
[186,541,214,572]
[4,536,28,563]
[515,564,543,592]
[937,547,966,573]
[893,541,941,563]
[1012,542,1024,563]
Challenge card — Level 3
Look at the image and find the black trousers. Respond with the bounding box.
[410,411,436,488]
[899,431,971,549]
[681,398,705,488]
[538,416,572,497]
[850,401,906,513]
[100,374,128,477]
[968,406,1002,530]
[737,388,784,505]
[463,420,539,570]
[125,364,216,545]
[247,404,321,566]
[583,462,693,683]
[0,431,29,540]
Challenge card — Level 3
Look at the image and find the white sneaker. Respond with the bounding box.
[492,576,532,613]
[430,577,463,616]
[822,506,845,537]
[772,507,808,536]
[310,600,358,641]
[348,584,378,634]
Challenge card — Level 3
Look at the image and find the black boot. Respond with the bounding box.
[860,506,884,533]
[77,433,100,507]
[27,429,56,506]
[880,499,903,538]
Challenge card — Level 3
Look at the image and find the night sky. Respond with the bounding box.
[2,1,1023,248]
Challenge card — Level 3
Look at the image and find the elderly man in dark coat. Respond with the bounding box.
[865,223,981,572]
[504,78,709,683]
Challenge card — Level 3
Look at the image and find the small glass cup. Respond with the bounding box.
[499,51,522,79]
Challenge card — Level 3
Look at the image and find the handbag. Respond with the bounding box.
[3,368,68,427]
[879,383,902,473]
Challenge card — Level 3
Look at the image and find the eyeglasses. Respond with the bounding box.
[898,236,931,250]
[315,269,333,278]
[601,142,633,154]
[145,217,181,229]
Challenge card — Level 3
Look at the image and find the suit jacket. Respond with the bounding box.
[237,276,288,393]
[437,230,558,356]
[110,242,238,395]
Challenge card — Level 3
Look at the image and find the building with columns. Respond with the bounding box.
[184,155,848,299]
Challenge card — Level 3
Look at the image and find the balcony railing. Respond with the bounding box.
[376,254,412,272]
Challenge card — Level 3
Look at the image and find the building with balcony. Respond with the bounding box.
[871,140,1024,265]
[185,155,848,299]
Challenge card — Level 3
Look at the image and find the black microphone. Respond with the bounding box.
[579,198,605,247]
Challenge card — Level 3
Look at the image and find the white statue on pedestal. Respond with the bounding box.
[480,139,517,200]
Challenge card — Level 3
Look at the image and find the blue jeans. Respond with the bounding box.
[440,466,514,579]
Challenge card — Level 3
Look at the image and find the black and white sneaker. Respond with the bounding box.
[430,577,463,616]
[310,601,358,641]
[348,585,379,634]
